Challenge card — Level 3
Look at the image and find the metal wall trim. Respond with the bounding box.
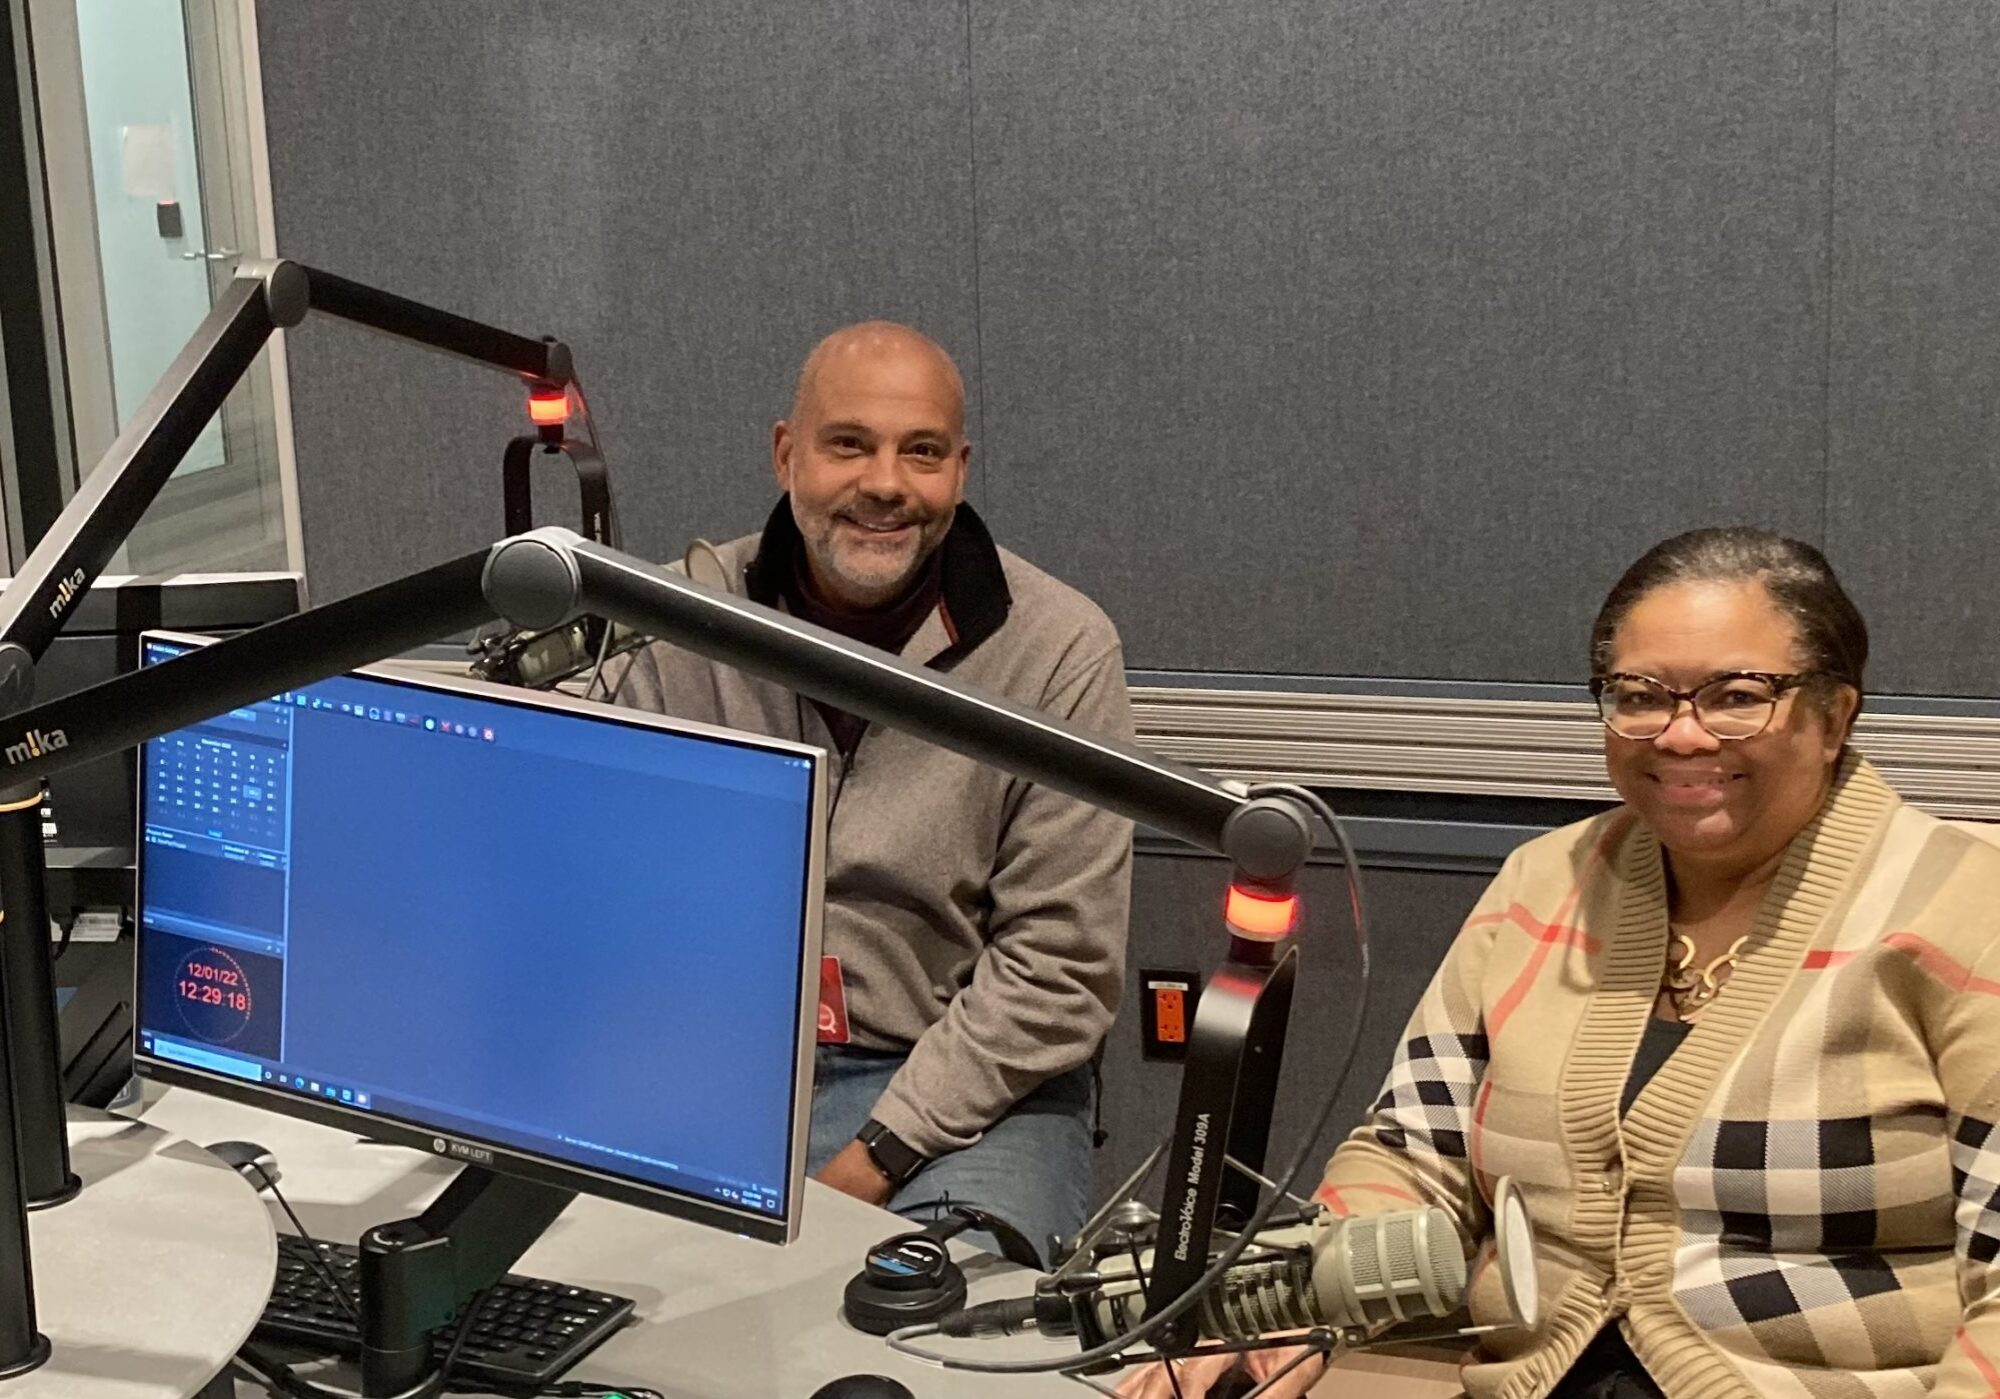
[1132,684,2000,823]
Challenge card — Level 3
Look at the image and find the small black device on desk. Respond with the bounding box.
[841,1205,1046,1336]
[260,1234,634,1389]
[808,1378,915,1399]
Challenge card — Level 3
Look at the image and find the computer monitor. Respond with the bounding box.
[130,631,825,1244]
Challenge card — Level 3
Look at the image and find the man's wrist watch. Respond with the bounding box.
[856,1119,926,1187]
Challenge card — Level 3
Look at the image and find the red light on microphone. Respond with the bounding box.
[527,388,570,426]
[1225,884,1298,940]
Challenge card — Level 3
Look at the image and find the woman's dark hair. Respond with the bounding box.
[1589,527,1868,718]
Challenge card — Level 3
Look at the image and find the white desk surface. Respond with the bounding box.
[126,1087,1464,1398]
[21,1109,273,1399]
[130,1086,1088,1397]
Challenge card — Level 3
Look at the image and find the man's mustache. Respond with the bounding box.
[836,507,931,530]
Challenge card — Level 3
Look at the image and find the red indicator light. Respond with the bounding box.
[1225,884,1298,939]
[527,389,569,426]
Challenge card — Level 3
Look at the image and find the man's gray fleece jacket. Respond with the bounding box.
[603,501,1134,1160]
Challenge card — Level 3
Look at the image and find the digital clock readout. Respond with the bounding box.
[174,944,254,1043]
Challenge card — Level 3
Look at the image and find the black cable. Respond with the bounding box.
[233,1283,498,1399]
[579,601,621,702]
[246,1163,359,1323]
[232,1155,495,1399]
[236,1341,667,1399]
[886,784,1374,1376]
[567,376,614,552]
[568,376,625,705]
[601,645,636,706]
[1238,1338,1339,1399]
[423,1281,497,1399]
[568,378,605,470]
[234,1224,647,1399]
[937,1294,1041,1338]
[1129,1238,1188,1399]
[234,1342,351,1399]
[464,1384,665,1399]
[1256,783,1368,960]
[234,1138,651,1399]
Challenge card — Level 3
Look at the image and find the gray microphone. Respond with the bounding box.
[1087,1206,1469,1344]
[1089,1177,1539,1349]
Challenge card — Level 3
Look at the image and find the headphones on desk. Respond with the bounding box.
[841,1205,1044,1336]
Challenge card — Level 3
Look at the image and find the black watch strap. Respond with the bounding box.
[857,1119,926,1187]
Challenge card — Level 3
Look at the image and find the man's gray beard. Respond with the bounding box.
[811,517,946,605]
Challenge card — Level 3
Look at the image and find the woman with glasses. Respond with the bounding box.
[1125,528,2000,1399]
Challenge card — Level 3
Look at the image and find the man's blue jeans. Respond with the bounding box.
[806,1046,1095,1267]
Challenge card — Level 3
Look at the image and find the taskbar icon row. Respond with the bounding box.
[264,1066,372,1111]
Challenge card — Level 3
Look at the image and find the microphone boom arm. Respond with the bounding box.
[0,549,498,785]
[0,258,571,700]
[481,529,1323,1355]
[6,524,1320,879]
[0,257,580,1256]
[479,531,1261,857]
[0,527,1326,1368]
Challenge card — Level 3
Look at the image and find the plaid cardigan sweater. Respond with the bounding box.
[1319,755,2000,1398]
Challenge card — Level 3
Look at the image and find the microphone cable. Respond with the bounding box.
[565,375,628,706]
[884,782,1373,1378]
[223,1154,358,1324]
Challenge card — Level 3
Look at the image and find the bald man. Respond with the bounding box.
[604,323,1133,1261]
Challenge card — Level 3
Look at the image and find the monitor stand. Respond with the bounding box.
[358,1165,576,1398]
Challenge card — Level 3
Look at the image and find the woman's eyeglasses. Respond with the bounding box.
[1588,671,1818,741]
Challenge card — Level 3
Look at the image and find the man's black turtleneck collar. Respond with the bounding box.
[744,497,1013,660]
[785,539,942,658]
[743,497,1013,756]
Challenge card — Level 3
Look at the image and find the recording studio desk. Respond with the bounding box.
[18,1107,274,1399]
[126,1087,1464,1398]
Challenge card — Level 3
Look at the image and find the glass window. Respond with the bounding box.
[16,0,295,575]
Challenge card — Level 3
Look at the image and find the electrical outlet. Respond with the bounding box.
[1139,969,1201,1061]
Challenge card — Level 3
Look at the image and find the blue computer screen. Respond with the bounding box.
[134,637,818,1225]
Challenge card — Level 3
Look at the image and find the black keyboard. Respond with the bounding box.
[259,1233,636,1388]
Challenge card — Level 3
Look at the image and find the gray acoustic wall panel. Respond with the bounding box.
[1096,851,1486,1208]
[257,1,981,604]
[262,6,2000,688]
[1824,1,2000,696]
[971,1,1835,679]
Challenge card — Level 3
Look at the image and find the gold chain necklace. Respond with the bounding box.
[1663,930,1750,1024]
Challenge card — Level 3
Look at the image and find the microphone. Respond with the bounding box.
[931,1178,1537,1362]
[1082,1205,1468,1345]
[1072,1177,1538,1351]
